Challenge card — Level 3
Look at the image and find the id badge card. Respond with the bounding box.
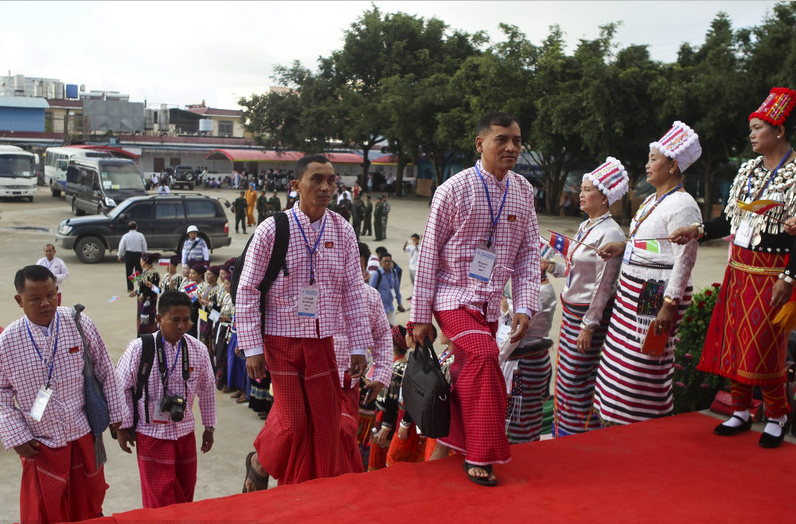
[734,219,753,248]
[298,286,319,318]
[469,247,496,283]
[152,399,170,424]
[496,322,512,346]
[209,309,221,323]
[622,242,634,264]
[30,386,53,422]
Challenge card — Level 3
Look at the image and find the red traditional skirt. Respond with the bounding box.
[135,432,197,509]
[338,374,365,474]
[254,335,341,485]
[20,433,107,524]
[386,409,427,466]
[698,244,789,386]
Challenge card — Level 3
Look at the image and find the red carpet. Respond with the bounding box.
[84,413,796,524]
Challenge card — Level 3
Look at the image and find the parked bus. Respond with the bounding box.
[0,145,38,201]
[43,146,112,197]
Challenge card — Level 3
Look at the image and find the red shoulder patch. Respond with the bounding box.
[324,241,334,248]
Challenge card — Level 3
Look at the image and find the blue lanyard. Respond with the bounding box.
[164,339,182,385]
[629,183,682,238]
[747,148,793,200]
[475,162,509,248]
[292,207,327,285]
[25,311,60,388]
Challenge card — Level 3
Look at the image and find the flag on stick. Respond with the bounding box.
[128,271,141,285]
[633,239,660,253]
[737,199,784,214]
[549,231,571,258]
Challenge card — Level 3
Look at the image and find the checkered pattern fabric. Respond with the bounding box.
[236,208,372,357]
[135,431,197,508]
[410,162,540,324]
[434,308,510,466]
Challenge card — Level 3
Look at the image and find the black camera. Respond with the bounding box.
[160,394,187,422]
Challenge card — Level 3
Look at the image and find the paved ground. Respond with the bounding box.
[0,185,780,522]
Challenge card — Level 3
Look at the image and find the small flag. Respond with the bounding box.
[540,238,555,261]
[737,199,784,214]
[633,239,660,253]
[151,285,161,295]
[183,281,198,295]
[128,271,141,284]
[549,231,570,258]
[108,296,118,303]
[158,259,170,266]
[198,309,208,322]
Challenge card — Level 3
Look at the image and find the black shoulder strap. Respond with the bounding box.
[261,212,289,294]
[375,270,382,289]
[133,334,156,426]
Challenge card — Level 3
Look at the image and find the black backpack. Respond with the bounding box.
[230,212,290,327]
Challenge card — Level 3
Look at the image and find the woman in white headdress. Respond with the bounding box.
[546,158,628,436]
[593,122,702,425]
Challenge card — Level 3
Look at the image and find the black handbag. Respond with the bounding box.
[401,338,451,439]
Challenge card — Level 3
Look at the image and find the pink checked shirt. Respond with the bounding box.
[237,208,372,357]
[410,161,540,324]
[334,283,393,387]
[115,333,216,440]
[0,308,127,450]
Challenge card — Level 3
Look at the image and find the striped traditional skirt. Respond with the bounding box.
[503,349,551,443]
[553,299,613,436]
[594,270,692,425]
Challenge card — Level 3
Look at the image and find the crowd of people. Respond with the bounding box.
[3,92,796,522]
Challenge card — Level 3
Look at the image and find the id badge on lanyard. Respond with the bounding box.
[469,245,496,283]
[734,220,754,248]
[298,286,319,318]
[30,386,53,422]
[622,242,634,264]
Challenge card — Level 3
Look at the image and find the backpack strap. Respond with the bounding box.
[257,212,290,326]
[132,334,156,428]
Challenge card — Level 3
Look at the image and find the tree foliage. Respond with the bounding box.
[240,2,796,215]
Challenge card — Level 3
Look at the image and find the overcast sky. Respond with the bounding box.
[0,1,780,109]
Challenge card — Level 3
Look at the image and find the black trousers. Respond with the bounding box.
[236,215,247,233]
[124,251,142,291]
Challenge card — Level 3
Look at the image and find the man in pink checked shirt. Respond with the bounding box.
[410,112,540,487]
[0,265,127,524]
[115,290,216,509]
[237,154,372,490]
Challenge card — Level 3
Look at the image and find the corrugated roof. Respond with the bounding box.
[0,96,50,109]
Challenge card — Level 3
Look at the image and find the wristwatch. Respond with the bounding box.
[205,426,215,433]
[690,222,705,240]
[663,296,679,306]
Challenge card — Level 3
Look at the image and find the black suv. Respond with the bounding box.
[172,165,196,190]
[55,194,232,263]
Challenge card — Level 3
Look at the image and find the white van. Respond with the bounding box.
[44,146,112,197]
[0,145,38,201]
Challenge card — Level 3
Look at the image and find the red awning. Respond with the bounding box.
[371,154,415,165]
[205,149,303,162]
[206,149,365,164]
[69,145,140,160]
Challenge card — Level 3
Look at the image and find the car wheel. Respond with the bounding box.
[72,198,86,216]
[188,183,195,190]
[27,196,34,202]
[75,236,105,264]
[51,185,61,198]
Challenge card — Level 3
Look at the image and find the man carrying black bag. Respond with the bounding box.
[409,112,540,487]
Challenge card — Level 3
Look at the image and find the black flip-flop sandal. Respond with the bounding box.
[243,451,270,493]
[462,460,497,487]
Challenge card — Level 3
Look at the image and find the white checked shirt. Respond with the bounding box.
[115,332,216,440]
[236,208,372,357]
[0,308,127,450]
[410,161,540,324]
[334,283,393,387]
[36,256,69,292]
